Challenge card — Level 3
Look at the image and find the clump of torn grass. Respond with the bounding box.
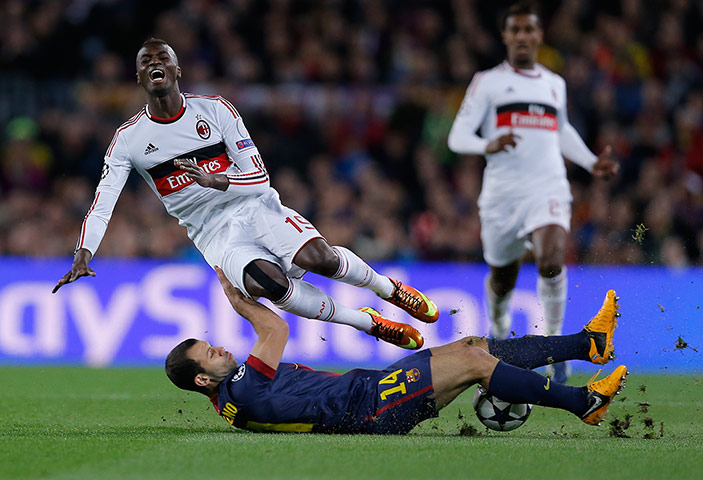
[631,223,648,244]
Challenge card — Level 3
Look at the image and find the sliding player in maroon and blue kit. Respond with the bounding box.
[165,266,627,434]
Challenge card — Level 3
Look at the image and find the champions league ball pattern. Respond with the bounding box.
[472,386,532,432]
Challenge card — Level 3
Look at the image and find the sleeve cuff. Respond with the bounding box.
[246,355,277,380]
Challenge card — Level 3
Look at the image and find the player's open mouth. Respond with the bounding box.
[150,69,165,83]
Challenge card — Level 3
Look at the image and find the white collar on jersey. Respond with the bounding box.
[503,60,542,78]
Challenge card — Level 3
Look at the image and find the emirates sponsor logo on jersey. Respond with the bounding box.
[496,102,557,131]
[147,142,231,196]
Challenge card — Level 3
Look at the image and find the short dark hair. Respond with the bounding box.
[141,37,170,49]
[139,37,178,64]
[500,1,542,31]
[165,338,208,395]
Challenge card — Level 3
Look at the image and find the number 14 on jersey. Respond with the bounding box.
[379,369,406,401]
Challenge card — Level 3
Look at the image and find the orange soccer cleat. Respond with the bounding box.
[581,365,628,426]
[583,290,620,364]
[361,307,424,350]
[383,279,439,323]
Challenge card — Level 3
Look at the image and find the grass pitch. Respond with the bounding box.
[1,367,701,480]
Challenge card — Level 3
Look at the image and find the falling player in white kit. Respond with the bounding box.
[53,38,439,350]
[447,2,618,381]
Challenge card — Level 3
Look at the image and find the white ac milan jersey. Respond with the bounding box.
[448,61,597,209]
[76,93,273,255]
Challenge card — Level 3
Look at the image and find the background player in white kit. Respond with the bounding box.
[447,2,619,382]
[53,38,438,350]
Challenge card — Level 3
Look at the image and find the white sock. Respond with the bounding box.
[537,267,567,336]
[484,273,513,339]
[331,246,394,298]
[274,278,373,332]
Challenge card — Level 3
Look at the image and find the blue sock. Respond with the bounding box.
[487,331,590,369]
[487,361,588,416]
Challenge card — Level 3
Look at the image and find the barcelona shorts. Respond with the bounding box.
[365,349,438,434]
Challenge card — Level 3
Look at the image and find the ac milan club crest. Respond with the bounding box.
[196,118,211,139]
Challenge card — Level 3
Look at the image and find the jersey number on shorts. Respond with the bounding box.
[379,368,407,401]
[285,215,315,233]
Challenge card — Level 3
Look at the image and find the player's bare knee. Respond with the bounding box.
[456,344,496,381]
[460,342,493,364]
[294,240,339,276]
[537,262,562,278]
[313,248,340,277]
[468,347,499,379]
[536,245,565,278]
[492,277,516,296]
[490,264,519,295]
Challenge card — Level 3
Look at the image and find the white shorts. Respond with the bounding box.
[201,193,323,297]
[479,194,571,267]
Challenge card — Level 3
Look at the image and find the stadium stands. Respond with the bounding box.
[1,0,702,265]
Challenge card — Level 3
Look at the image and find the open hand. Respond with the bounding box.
[214,265,257,313]
[52,248,95,293]
[592,145,619,179]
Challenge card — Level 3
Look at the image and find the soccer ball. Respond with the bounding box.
[472,385,532,432]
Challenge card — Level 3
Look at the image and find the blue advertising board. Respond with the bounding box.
[0,258,701,372]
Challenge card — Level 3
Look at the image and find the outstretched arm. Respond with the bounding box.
[559,121,597,171]
[557,78,619,180]
[54,147,130,293]
[53,122,135,294]
[214,266,288,371]
[560,123,618,179]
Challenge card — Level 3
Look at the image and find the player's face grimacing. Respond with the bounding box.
[502,14,543,69]
[136,44,181,97]
[188,341,238,384]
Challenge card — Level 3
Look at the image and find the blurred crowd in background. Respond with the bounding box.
[2,0,703,266]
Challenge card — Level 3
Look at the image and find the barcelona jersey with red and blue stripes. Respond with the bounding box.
[211,350,438,434]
